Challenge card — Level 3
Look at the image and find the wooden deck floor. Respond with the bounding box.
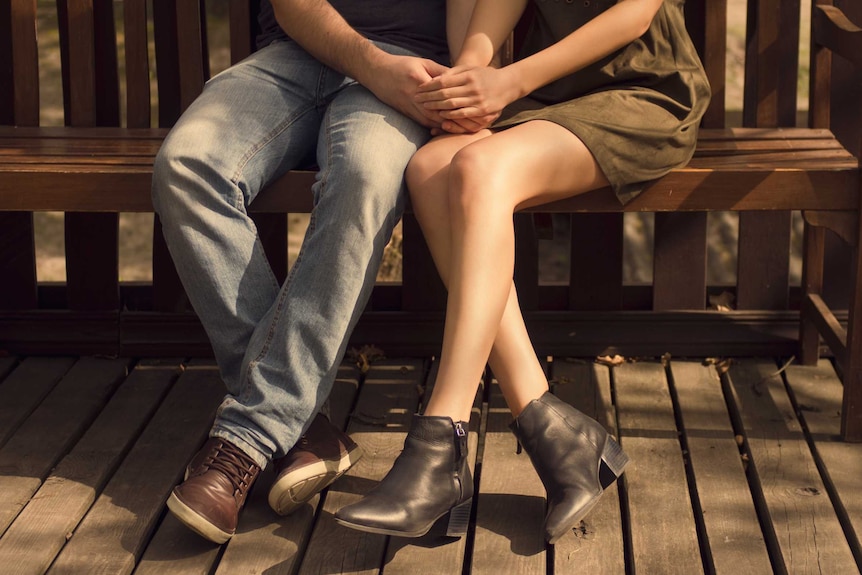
[0,353,860,574]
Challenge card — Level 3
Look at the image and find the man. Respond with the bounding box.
[152,0,470,544]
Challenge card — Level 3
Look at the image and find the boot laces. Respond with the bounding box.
[207,441,257,495]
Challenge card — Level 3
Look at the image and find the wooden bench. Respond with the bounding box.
[1,0,861,439]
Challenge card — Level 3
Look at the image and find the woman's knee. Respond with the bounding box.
[447,144,508,214]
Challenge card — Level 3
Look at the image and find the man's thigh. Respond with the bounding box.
[164,41,327,203]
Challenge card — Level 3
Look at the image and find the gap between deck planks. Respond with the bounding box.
[0,354,860,574]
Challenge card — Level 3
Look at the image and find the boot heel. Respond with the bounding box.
[445,498,472,537]
[598,437,629,489]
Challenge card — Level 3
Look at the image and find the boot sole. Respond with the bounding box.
[166,490,233,544]
[268,444,364,516]
[334,497,473,538]
[547,436,630,545]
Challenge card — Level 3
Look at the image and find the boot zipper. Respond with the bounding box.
[454,421,466,437]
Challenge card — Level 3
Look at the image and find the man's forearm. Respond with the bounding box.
[271,0,387,86]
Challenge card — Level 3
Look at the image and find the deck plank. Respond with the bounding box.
[783,359,862,564]
[297,359,424,575]
[614,360,703,574]
[0,356,75,449]
[551,360,626,574]
[471,380,546,575]
[0,355,17,379]
[1,353,861,574]
[381,360,482,574]
[47,361,225,575]
[726,358,857,574]
[670,360,773,573]
[0,359,181,574]
[0,356,131,535]
[213,363,363,575]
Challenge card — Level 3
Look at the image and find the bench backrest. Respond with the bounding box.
[0,0,859,354]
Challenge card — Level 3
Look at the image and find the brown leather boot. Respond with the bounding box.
[167,437,261,543]
[268,413,363,515]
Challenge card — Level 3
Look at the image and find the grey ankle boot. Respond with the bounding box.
[334,414,473,538]
[510,392,629,544]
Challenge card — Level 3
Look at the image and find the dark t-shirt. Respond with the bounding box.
[256,0,449,64]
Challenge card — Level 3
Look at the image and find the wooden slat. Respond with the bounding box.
[736,211,791,310]
[784,360,862,561]
[152,0,183,126]
[670,360,773,573]
[614,361,702,574]
[62,0,97,127]
[175,0,206,112]
[0,0,13,126]
[2,1,40,314]
[552,360,626,574]
[569,213,623,309]
[842,199,862,439]
[0,212,37,309]
[297,359,424,575]
[46,361,225,574]
[799,225,827,364]
[64,212,120,311]
[685,0,728,129]
[134,513,222,575]
[471,382,546,575]
[92,0,119,127]
[9,0,39,126]
[0,359,180,574]
[744,0,782,128]
[0,356,130,534]
[653,212,708,310]
[777,0,801,127]
[229,0,255,64]
[803,293,847,359]
[402,213,447,311]
[0,355,17,380]
[0,356,75,450]
[726,358,858,572]
[809,2,833,130]
[514,213,539,311]
[124,0,152,128]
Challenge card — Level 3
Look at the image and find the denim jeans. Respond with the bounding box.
[152,40,431,468]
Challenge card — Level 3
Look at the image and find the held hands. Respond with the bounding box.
[362,53,452,128]
[414,65,520,134]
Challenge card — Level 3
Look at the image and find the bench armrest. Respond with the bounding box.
[813,5,862,67]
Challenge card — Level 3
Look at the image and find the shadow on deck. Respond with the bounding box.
[0,353,860,574]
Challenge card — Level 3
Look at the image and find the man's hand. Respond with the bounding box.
[360,53,452,128]
[415,65,520,132]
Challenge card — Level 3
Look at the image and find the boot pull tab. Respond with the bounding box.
[454,421,467,460]
[454,421,467,437]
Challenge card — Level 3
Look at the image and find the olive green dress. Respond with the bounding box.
[494,0,711,204]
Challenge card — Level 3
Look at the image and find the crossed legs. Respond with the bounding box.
[333,120,628,541]
[405,120,610,421]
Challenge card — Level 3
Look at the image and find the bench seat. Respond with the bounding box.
[1,126,856,213]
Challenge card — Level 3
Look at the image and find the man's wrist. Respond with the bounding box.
[349,44,391,87]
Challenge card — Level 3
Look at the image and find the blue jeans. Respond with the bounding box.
[152,40,430,468]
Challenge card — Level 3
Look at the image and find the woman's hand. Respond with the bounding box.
[415,65,521,131]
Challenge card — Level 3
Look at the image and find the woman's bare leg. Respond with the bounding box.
[407,121,609,422]
[407,131,548,419]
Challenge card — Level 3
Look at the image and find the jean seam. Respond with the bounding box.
[227,101,319,206]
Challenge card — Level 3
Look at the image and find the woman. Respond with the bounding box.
[335,0,710,544]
